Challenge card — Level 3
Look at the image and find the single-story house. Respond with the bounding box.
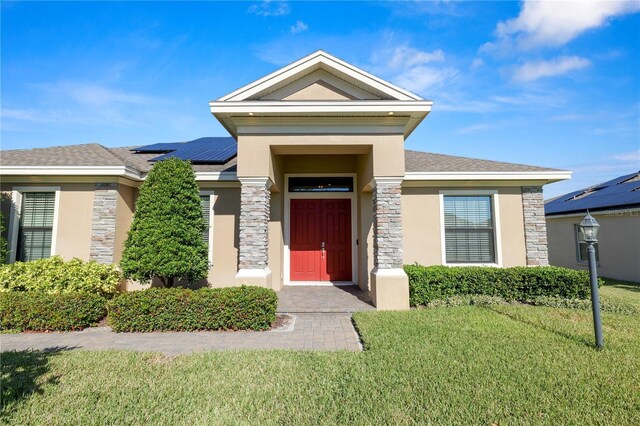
[0,51,571,309]
[545,171,640,282]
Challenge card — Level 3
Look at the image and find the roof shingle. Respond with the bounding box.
[1,141,560,175]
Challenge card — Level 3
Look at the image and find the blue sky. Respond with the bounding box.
[2,1,639,198]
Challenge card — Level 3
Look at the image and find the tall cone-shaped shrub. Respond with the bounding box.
[120,158,208,287]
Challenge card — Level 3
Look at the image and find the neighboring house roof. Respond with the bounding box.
[545,171,640,216]
[0,138,564,179]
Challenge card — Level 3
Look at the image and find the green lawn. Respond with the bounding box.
[2,282,639,425]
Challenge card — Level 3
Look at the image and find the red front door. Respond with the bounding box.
[290,199,352,281]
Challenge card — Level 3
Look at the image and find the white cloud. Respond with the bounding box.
[470,58,484,70]
[456,123,497,134]
[488,0,640,50]
[369,45,454,94]
[610,149,640,162]
[248,1,290,17]
[388,46,444,68]
[393,65,457,93]
[290,20,308,34]
[512,56,591,82]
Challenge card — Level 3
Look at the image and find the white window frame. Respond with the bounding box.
[7,186,61,263]
[200,190,215,264]
[439,189,502,267]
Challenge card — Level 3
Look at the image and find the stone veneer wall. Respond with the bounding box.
[238,180,270,270]
[372,180,403,269]
[522,186,549,266]
[90,183,118,264]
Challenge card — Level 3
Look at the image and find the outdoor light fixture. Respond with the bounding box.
[578,211,603,349]
[248,112,254,116]
[388,112,394,115]
[579,211,600,243]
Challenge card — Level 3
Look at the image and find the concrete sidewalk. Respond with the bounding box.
[0,313,363,356]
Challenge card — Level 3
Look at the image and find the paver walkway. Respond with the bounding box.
[1,286,374,355]
[1,314,362,356]
[277,285,374,313]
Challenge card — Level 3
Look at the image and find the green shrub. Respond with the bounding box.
[527,296,638,315]
[120,157,209,287]
[420,295,508,309]
[0,256,121,297]
[107,286,278,332]
[405,264,600,307]
[0,292,106,331]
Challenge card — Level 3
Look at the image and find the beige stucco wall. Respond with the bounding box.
[402,186,528,267]
[113,183,137,264]
[236,134,405,183]
[0,182,95,261]
[207,187,242,286]
[547,211,640,282]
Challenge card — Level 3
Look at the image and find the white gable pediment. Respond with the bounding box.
[260,69,380,101]
[218,50,423,102]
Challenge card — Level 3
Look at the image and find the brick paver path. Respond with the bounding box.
[277,285,374,313]
[1,286,373,355]
[1,314,361,355]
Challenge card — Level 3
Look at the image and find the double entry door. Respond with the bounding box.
[290,198,352,282]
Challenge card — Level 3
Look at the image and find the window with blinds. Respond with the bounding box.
[200,195,211,247]
[444,195,495,263]
[17,192,56,262]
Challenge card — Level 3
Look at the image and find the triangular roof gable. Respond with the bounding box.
[218,50,423,102]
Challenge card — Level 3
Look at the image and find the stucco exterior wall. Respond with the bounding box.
[547,211,640,282]
[402,186,527,267]
[208,187,242,286]
[112,184,137,264]
[1,183,95,261]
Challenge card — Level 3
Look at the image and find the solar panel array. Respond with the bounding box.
[545,171,640,215]
[131,137,237,164]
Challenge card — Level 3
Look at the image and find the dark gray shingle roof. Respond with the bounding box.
[404,150,560,173]
[1,141,558,175]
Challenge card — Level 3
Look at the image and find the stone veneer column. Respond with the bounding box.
[236,177,272,288]
[90,183,118,264]
[522,186,549,266]
[370,177,409,310]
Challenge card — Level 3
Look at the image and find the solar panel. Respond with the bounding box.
[132,137,238,164]
[545,171,640,215]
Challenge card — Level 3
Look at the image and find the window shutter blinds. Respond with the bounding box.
[444,196,495,263]
[18,192,55,261]
[200,195,210,246]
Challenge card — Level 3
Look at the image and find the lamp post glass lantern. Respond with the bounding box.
[579,211,603,349]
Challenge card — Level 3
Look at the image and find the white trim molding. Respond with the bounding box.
[7,186,61,263]
[236,267,272,279]
[438,189,503,268]
[217,50,425,102]
[405,170,571,184]
[1,166,142,180]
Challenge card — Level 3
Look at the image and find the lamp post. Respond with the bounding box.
[579,211,603,350]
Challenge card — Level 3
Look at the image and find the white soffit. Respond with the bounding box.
[216,50,425,102]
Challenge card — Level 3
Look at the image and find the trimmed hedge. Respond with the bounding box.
[107,286,278,332]
[405,265,600,307]
[0,256,121,297]
[0,292,107,331]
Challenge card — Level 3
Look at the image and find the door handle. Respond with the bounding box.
[321,242,325,259]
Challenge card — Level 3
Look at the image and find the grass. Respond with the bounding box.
[2,282,639,425]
